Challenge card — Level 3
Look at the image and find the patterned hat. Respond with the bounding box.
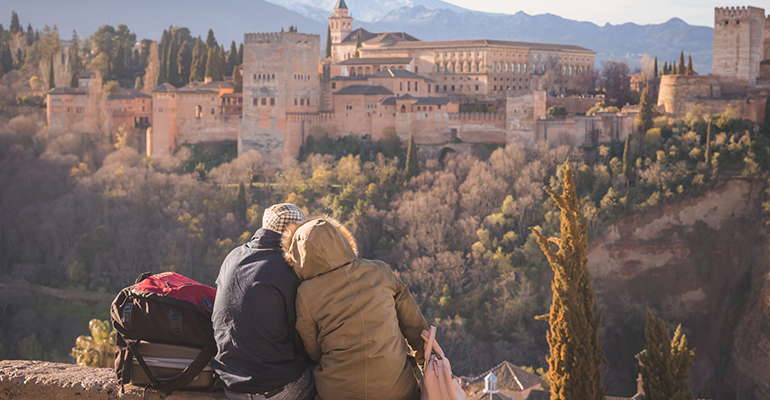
[262,203,306,234]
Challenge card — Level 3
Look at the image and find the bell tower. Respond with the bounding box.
[329,0,353,45]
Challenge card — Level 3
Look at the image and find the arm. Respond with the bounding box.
[295,291,322,362]
[390,267,429,367]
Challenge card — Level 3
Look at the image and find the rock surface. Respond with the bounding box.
[0,360,227,400]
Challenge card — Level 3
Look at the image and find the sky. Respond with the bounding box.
[440,0,763,27]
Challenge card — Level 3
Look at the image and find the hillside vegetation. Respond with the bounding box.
[1,68,770,398]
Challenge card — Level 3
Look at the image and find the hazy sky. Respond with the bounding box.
[440,0,759,27]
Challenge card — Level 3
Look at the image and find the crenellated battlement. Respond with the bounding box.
[244,32,320,44]
[714,6,765,21]
[449,112,506,121]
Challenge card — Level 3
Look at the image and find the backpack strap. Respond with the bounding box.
[152,343,217,394]
[124,337,160,388]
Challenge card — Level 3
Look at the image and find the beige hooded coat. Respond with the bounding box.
[282,217,428,400]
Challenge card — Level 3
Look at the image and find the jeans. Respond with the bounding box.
[224,367,316,400]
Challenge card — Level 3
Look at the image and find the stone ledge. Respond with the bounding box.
[0,360,227,400]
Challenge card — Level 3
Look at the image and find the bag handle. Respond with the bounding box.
[421,326,446,360]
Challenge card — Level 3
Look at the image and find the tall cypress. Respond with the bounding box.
[48,54,55,89]
[10,12,20,34]
[218,45,227,77]
[678,51,686,75]
[0,44,12,73]
[532,163,605,400]
[653,56,658,78]
[686,54,694,75]
[354,33,361,58]
[68,30,81,79]
[113,42,125,79]
[205,47,222,81]
[405,135,419,179]
[227,41,238,73]
[190,37,206,82]
[636,86,654,135]
[705,118,712,166]
[238,43,244,65]
[177,41,192,86]
[206,29,217,49]
[233,65,242,92]
[671,61,677,75]
[325,25,332,59]
[236,182,248,223]
[623,133,634,183]
[662,62,668,75]
[166,40,180,87]
[764,95,770,129]
[638,310,694,400]
[158,30,169,85]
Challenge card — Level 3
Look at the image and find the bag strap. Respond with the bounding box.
[421,326,446,360]
[154,342,217,394]
[124,337,160,388]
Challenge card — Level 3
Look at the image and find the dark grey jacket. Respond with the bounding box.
[211,229,308,393]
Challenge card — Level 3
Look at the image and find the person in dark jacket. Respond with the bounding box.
[212,203,316,400]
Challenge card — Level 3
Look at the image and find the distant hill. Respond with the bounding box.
[1,0,713,72]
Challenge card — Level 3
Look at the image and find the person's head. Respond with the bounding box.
[262,203,306,235]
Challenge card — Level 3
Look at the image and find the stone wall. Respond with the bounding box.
[545,97,600,114]
[0,360,227,400]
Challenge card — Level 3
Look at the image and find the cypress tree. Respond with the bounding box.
[636,85,654,136]
[405,135,420,179]
[16,48,22,68]
[671,61,677,75]
[354,33,361,58]
[623,133,634,183]
[326,25,332,59]
[662,62,668,75]
[158,30,169,85]
[705,118,712,166]
[678,51,686,75]
[48,54,55,89]
[0,44,12,73]
[205,47,222,81]
[10,12,20,33]
[177,41,192,86]
[686,54,694,75]
[233,65,242,92]
[227,41,238,73]
[68,31,81,79]
[26,23,34,46]
[638,310,694,400]
[113,42,125,79]
[531,163,605,400]
[219,45,227,77]
[206,29,217,49]
[238,43,244,65]
[166,40,180,87]
[190,37,206,82]
[653,56,658,78]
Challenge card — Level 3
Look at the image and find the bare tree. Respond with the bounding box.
[598,59,631,106]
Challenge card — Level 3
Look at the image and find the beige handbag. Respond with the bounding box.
[421,326,466,400]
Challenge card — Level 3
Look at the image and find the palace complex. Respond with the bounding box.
[46,3,770,166]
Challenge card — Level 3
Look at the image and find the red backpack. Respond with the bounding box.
[110,272,218,394]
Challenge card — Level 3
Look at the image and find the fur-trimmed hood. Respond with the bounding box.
[281,215,358,281]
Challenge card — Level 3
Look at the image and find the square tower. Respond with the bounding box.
[329,0,353,45]
[240,32,321,165]
[713,6,766,85]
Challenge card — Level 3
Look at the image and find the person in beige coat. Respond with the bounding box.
[282,216,428,400]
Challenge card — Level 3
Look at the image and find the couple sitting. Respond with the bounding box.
[211,204,429,400]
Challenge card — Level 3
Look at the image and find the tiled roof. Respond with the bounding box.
[77,72,95,79]
[334,0,347,10]
[152,83,178,93]
[371,68,433,82]
[331,75,369,81]
[48,87,85,95]
[107,88,152,100]
[341,28,419,45]
[387,39,593,53]
[525,390,550,400]
[464,362,543,392]
[338,57,413,66]
[334,85,393,95]
[380,95,451,105]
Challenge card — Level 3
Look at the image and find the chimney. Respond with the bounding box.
[204,76,213,83]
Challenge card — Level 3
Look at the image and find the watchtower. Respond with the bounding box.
[713,6,766,84]
[329,0,353,45]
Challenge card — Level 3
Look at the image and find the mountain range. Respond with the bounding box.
[2,0,714,73]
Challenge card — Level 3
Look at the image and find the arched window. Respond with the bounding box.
[195,105,202,118]
[524,64,527,74]
[504,63,508,72]
[400,105,406,113]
